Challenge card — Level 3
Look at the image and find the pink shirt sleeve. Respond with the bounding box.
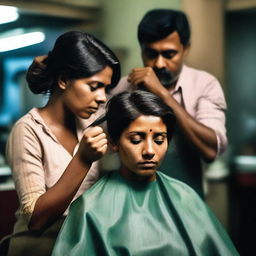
[194,78,227,156]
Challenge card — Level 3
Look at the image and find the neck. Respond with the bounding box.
[119,166,156,183]
[39,93,76,130]
[164,80,177,91]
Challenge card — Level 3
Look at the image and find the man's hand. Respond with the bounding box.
[128,67,168,98]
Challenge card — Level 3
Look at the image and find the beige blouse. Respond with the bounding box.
[6,108,105,231]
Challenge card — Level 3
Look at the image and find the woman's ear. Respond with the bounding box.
[58,75,68,90]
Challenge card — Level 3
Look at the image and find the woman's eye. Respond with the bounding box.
[88,82,105,92]
[129,135,142,144]
[154,140,164,145]
[154,135,166,145]
[130,139,141,145]
[88,84,98,91]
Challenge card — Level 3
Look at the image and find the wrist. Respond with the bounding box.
[74,152,93,170]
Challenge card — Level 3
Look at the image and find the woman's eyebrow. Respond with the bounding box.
[127,131,145,135]
[154,132,168,136]
[127,131,167,135]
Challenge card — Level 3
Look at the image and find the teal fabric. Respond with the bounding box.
[159,125,204,198]
[52,172,239,256]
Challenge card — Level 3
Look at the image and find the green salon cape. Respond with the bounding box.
[52,171,239,256]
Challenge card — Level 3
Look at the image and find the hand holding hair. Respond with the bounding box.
[77,126,108,165]
[128,67,167,97]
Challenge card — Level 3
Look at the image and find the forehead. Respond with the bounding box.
[144,31,183,51]
[86,66,113,84]
[125,115,167,132]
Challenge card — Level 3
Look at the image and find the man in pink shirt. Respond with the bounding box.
[109,9,227,198]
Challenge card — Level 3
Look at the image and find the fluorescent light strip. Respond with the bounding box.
[0,32,45,52]
[0,5,19,24]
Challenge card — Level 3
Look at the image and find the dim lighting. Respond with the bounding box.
[0,5,19,24]
[0,31,45,52]
[234,155,256,172]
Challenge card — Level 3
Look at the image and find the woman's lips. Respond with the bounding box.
[137,161,157,168]
[87,107,98,113]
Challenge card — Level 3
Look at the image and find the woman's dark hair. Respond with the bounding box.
[26,31,121,94]
[138,9,190,47]
[106,90,176,144]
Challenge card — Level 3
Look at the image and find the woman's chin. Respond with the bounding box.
[132,169,157,182]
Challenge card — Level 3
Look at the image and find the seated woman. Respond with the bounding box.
[52,90,238,256]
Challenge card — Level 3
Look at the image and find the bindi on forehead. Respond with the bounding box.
[149,129,152,132]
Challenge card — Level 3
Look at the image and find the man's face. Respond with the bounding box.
[141,31,189,88]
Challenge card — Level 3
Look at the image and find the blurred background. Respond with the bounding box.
[0,0,255,255]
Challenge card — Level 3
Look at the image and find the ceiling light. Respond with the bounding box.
[0,5,19,24]
[0,31,46,52]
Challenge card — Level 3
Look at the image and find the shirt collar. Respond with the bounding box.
[28,107,104,143]
[171,64,189,93]
[29,108,59,143]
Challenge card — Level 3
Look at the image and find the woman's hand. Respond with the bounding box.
[77,126,108,165]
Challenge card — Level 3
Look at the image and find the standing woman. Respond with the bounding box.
[5,31,120,256]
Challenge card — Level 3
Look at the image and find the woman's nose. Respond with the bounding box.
[142,141,155,160]
[95,88,107,104]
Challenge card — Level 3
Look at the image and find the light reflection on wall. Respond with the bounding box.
[0,57,47,126]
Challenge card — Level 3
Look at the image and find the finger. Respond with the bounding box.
[85,126,104,137]
[129,70,147,80]
[130,67,149,73]
[83,132,107,149]
[98,144,108,155]
[92,138,108,149]
[129,74,149,86]
[129,68,154,80]
[128,68,148,79]
[89,140,108,156]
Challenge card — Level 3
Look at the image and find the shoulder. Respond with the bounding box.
[6,108,44,154]
[180,65,224,100]
[157,172,195,192]
[9,109,42,137]
[157,172,204,207]
[6,109,44,165]
[181,65,222,90]
[182,65,217,81]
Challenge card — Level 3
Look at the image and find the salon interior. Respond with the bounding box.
[0,0,256,255]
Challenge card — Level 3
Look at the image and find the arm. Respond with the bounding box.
[128,67,226,162]
[7,123,107,230]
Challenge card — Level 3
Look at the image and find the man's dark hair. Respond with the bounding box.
[138,9,190,46]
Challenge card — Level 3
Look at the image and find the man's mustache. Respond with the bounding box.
[153,68,174,86]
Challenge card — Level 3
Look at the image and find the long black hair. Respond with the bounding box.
[106,90,176,144]
[26,31,121,94]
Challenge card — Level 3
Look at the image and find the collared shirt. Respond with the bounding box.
[6,108,104,228]
[110,65,227,197]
